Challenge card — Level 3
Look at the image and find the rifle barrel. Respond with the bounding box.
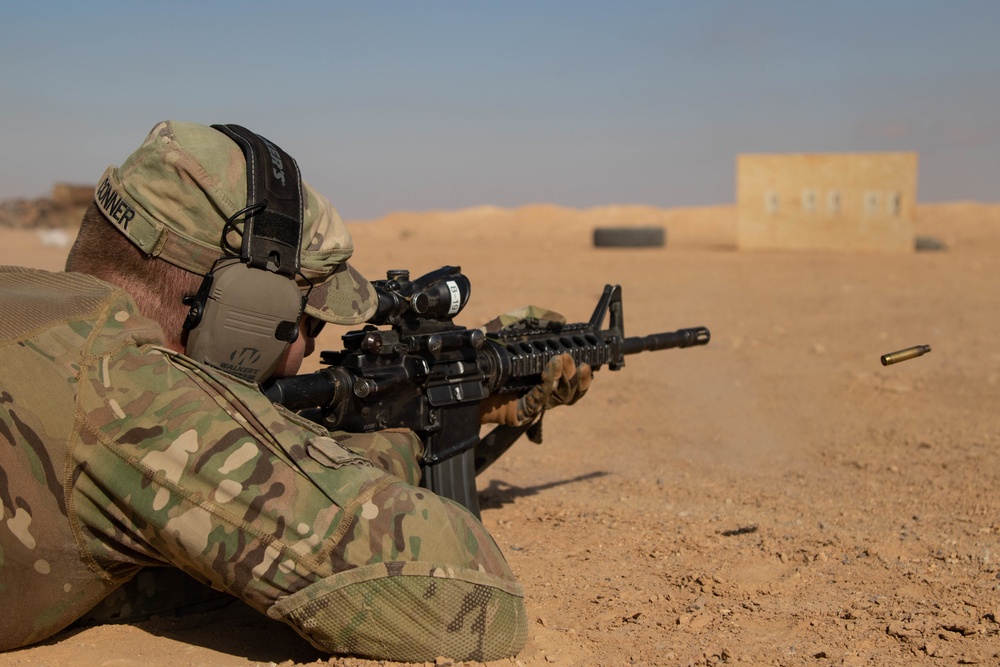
[621,326,710,356]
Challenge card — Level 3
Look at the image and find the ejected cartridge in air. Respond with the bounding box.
[880,344,931,366]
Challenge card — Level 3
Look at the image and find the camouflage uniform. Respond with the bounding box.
[0,267,526,661]
[0,122,528,662]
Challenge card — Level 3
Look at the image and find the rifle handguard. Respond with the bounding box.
[478,353,592,426]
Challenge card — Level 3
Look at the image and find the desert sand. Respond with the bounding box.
[1,202,998,666]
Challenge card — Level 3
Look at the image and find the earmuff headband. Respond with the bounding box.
[211,124,304,277]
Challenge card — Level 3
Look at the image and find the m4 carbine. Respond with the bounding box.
[263,266,709,517]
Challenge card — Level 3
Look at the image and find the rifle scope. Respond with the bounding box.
[368,266,472,326]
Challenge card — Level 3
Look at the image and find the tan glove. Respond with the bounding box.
[479,353,593,426]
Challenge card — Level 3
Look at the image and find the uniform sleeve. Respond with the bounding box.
[330,428,424,486]
[70,344,526,662]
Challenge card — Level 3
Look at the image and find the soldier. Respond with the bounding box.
[0,121,591,662]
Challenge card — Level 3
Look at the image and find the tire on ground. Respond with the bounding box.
[593,226,665,248]
[915,235,947,252]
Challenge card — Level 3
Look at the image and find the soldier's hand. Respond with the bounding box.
[479,353,593,426]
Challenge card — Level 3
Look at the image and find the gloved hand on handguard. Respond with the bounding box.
[479,352,593,426]
[475,303,592,429]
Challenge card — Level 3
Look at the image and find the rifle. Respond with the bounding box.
[263,266,710,517]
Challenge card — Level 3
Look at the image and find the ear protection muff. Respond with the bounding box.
[183,124,307,384]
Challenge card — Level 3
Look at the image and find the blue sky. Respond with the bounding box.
[2,1,998,219]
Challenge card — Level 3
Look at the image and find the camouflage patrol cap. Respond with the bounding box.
[93,121,376,325]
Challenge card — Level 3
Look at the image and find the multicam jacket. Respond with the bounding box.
[0,267,527,661]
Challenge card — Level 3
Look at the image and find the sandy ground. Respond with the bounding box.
[1,202,999,667]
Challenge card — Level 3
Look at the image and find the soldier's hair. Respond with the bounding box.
[66,203,202,351]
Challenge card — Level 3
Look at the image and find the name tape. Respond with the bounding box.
[95,177,137,232]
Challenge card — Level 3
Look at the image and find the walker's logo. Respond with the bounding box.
[229,347,261,366]
[261,137,286,187]
[217,346,263,381]
[95,177,137,232]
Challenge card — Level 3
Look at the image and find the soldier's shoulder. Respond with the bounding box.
[0,267,163,352]
[0,265,118,302]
